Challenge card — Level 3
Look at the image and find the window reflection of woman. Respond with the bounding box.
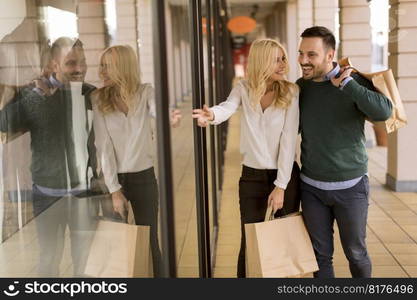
[92,45,180,277]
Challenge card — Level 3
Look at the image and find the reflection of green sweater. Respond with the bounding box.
[297,74,392,182]
[0,84,96,190]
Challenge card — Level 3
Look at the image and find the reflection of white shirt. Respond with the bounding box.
[93,84,156,193]
[70,82,91,191]
[210,80,299,189]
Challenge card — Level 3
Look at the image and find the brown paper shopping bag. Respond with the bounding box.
[339,57,407,133]
[245,207,318,278]
[84,203,152,277]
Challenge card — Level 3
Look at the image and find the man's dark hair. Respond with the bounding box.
[301,26,336,50]
[50,37,84,59]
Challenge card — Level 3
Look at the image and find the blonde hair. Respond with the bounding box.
[94,45,141,114]
[246,39,296,109]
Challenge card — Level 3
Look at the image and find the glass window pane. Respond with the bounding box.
[0,0,178,278]
[166,0,200,278]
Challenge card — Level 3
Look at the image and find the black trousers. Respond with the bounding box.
[117,167,162,278]
[237,163,300,278]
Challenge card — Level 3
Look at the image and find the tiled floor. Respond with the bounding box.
[213,111,417,278]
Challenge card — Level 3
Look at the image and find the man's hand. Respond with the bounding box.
[111,190,129,220]
[267,187,285,213]
[33,77,57,96]
[330,66,353,88]
[192,104,214,127]
[170,109,182,128]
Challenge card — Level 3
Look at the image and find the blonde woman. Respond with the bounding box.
[192,39,300,277]
[92,45,181,277]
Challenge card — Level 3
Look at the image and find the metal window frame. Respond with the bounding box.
[152,0,230,278]
[152,0,177,278]
[205,0,220,269]
[189,0,212,278]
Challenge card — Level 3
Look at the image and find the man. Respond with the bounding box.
[0,37,100,276]
[297,26,392,278]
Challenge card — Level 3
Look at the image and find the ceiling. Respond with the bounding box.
[167,0,287,42]
[227,0,286,42]
[168,0,286,20]
[228,2,277,21]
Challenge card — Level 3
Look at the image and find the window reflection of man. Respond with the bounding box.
[0,37,100,277]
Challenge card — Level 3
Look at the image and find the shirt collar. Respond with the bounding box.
[324,62,340,81]
[49,74,65,89]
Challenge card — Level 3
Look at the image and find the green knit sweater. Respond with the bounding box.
[297,74,392,182]
[0,83,96,190]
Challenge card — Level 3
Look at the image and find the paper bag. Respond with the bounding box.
[84,203,152,278]
[339,57,407,133]
[245,207,318,278]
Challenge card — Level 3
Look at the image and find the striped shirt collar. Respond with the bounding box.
[49,74,65,89]
[324,62,340,81]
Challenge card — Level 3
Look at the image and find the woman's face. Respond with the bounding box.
[99,57,112,86]
[269,47,286,82]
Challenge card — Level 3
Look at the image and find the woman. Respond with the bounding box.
[92,45,181,277]
[192,39,300,277]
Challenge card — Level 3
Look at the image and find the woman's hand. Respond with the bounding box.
[267,187,285,213]
[192,104,214,127]
[170,109,182,128]
[111,189,129,220]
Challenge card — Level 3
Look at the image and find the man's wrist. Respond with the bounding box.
[339,76,353,89]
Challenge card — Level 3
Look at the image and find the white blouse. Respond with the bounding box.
[92,84,156,193]
[210,80,299,189]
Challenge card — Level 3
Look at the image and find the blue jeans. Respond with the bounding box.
[32,185,99,277]
[301,176,371,278]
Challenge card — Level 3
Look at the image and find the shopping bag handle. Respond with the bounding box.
[94,215,126,223]
[264,205,275,221]
[94,201,136,224]
[265,205,301,222]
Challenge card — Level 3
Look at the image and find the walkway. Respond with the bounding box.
[214,111,417,278]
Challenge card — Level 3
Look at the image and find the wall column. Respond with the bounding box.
[77,0,107,86]
[114,0,139,53]
[386,0,417,192]
[339,0,372,72]
[313,0,338,33]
